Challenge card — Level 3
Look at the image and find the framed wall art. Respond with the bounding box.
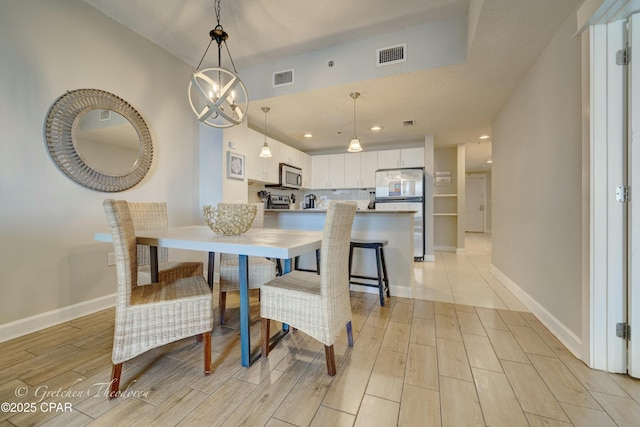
[227,151,245,180]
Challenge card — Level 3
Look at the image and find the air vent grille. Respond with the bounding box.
[273,69,294,87]
[99,109,111,121]
[376,43,406,67]
[403,120,414,127]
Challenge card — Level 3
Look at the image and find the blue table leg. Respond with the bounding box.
[239,254,250,367]
[207,251,215,290]
[150,246,158,283]
[282,258,291,332]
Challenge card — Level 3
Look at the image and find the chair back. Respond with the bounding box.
[103,199,138,309]
[128,202,169,265]
[319,201,357,319]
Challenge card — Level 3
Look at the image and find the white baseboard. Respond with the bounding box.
[490,265,582,359]
[434,245,456,252]
[456,248,466,255]
[0,293,116,343]
[424,254,435,262]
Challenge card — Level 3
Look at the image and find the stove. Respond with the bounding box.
[268,194,291,209]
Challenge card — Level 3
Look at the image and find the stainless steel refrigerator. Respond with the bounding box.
[375,167,425,261]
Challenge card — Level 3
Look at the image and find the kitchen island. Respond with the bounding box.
[264,209,416,298]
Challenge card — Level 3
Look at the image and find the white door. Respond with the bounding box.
[465,175,485,232]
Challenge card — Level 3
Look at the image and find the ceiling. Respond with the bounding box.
[83,0,582,172]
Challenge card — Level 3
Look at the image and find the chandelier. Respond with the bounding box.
[259,107,272,157]
[347,92,363,152]
[188,0,249,128]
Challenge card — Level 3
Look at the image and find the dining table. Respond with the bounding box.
[95,225,324,367]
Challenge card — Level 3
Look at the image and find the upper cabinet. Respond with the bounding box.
[344,152,377,188]
[312,154,344,189]
[377,147,425,169]
[280,143,304,169]
[302,153,312,188]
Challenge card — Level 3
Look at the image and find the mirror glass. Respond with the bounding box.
[74,110,141,176]
[44,89,153,192]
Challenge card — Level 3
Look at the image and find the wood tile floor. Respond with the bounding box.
[2,234,640,426]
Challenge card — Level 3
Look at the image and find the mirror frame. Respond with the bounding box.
[44,89,153,192]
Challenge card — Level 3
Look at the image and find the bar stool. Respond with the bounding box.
[348,239,390,306]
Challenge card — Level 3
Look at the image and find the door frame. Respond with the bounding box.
[465,173,487,233]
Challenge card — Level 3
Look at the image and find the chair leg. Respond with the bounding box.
[203,332,211,375]
[219,291,226,325]
[375,246,385,306]
[324,345,337,376]
[346,321,354,347]
[261,318,270,357]
[380,247,390,297]
[109,363,122,399]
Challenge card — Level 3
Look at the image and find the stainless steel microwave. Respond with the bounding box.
[279,163,302,189]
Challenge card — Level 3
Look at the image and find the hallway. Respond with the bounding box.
[414,233,527,311]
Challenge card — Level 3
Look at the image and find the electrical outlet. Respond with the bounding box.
[107,252,116,266]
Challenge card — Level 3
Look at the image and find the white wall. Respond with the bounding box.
[492,14,583,339]
[0,0,206,336]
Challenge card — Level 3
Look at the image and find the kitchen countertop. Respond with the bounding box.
[265,209,417,214]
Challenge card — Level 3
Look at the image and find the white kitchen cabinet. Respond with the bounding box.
[377,147,424,169]
[279,143,304,169]
[360,151,378,187]
[311,155,329,189]
[344,151,377,188]
[327,154,345,188]
[302,153,312,188]
[312,154,344,188]
[246,128,280,183]
[344,153,362,188]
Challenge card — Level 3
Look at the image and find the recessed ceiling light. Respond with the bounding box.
[485,159,493,164]
[479,134,490,140]
[370,125,383,132]
[303,133,313,138]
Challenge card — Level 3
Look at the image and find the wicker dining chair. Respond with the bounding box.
[218,203,277,324]
[128,202,204,285]
[260,201,357,376]
[103,199,213,398]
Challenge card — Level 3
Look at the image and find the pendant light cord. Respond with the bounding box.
[194,0,238,73]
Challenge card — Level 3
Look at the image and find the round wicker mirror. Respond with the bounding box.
[44,89,153,192]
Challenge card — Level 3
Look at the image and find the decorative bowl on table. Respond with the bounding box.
[203,203,257,236]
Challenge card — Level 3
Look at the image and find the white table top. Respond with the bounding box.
[95,225,324,259]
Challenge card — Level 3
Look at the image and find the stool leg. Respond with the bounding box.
[375,246,385,306]
[380,247,390,297]
[348,244,354,286]
[315,248,321,275]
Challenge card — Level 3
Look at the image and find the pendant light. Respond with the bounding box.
[347,92,363,152]
[188,0,249,128]
[259,107,273,158]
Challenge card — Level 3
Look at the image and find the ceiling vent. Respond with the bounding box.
[376,43,406,67]
[403,120,414,127]
[99,109,111,121]
[273,69,294,88]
